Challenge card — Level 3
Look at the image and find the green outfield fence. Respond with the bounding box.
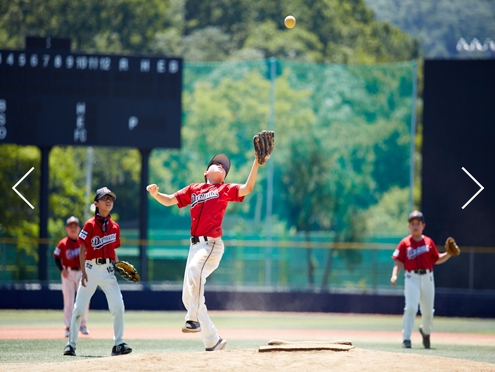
[1,235,495,291]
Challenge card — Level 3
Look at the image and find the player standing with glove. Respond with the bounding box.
[147,131,274,352]
[63,187,132,357]
[53,216,90,337]
[390,211,459,349]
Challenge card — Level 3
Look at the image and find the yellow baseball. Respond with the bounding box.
[284,15,296,29]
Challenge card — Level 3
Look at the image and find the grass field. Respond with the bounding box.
[1,310,494,366]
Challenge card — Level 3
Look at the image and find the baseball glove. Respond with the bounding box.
[253,130,275,165]
[445,237,460,256]
[114,261,141,282]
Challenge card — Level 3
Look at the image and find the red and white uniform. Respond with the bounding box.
[54,238,88,329]
[79,216,121,261]
[54,237,82,269]
[392,235,440,340]
[175,183,244,348]
[67,215,126,350]
[175,183,245,237]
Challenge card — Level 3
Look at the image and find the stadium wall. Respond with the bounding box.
[1,287,494,318]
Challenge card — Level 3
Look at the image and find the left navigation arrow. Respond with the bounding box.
[12,167,35,209]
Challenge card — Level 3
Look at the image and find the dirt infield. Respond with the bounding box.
[5,348,495,372]
[2,327,495,347]
[2,311,495,371]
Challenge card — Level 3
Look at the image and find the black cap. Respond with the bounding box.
[408,210,425,223]
[94,187,117,201]
[65,216,80,226]
[206,154,231,178]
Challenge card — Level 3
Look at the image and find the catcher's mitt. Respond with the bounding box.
[445,237,460,256]
[114,261,141,282]
[253,130,275,165]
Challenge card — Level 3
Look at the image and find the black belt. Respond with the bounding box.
[190,236,208,245]
[69,267,80,271]
[408,269,431,275]
[95,258,111,265]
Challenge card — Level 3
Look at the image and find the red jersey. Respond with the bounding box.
[53,237,81,268]
[392,235,440,271]
[175,183,244,237]
[78,215,121,261]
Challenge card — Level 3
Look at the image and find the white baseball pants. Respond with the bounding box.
[68,260,125,348]
[402,271,435,340]
[182,238,224,349]
[61,269,89,328]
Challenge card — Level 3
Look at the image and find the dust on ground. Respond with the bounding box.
[4,348,495,372]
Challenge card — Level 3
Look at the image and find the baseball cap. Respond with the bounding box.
[65,216,80,226]
[94,186,117,201]
[206,154,231,178]
[408,210,425,223]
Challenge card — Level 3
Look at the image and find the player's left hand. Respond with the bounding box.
[253,130,274,165]
[253,153,270,162]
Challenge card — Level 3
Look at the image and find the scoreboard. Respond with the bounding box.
[0,38,182,149]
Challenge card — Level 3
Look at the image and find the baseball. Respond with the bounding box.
[284,15,296,29]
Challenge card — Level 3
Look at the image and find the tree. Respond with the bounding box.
[0,0,173,53]
[279,133,334,286]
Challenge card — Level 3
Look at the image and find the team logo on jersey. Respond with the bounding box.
[66,247,80,260]
[79,229,88,239]
[191,191,219,207]
[91,234,117,249]
[406,245,430,260]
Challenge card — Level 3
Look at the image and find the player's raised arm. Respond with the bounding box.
[146,184,178,207]
[239,158,262,197]
[239,130,274,197]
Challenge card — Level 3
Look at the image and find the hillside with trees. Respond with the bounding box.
[365,0,495,58]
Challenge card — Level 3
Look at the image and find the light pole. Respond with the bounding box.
[265,57,276,287]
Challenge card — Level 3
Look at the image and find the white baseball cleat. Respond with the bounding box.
[79,325,90,335]
[182,320,201,333]
[205,337,227,351]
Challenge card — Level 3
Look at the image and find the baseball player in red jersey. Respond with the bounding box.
[390,211,452,349]
[63,187,132,357]
[53,216,89,337]
[147,153,268,351]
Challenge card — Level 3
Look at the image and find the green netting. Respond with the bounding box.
[143,58,417,290]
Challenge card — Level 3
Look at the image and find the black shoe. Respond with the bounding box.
[402,339,411,348]
[63,344,76,356]
[182,320,201,333]
[111,343,132,356]
[205,337,227,351]
[419,326,431,349]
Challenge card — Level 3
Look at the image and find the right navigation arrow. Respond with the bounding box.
[461,167,484,209]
